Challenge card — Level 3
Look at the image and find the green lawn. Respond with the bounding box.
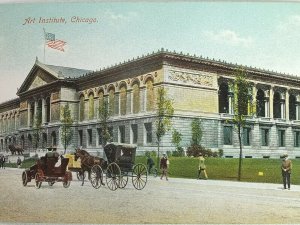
[136,156,300,184]
[14,156,299,185]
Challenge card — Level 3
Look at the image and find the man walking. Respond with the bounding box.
[160,153,169,181]
[281,154,292,190]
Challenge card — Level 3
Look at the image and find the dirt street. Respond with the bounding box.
[1,168,300,224]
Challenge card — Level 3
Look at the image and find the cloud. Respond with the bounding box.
[203,30,253,47]
[103,10,138,22]
[277,15,300,37]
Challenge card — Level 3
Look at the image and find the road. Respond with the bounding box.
[0,168,300,224]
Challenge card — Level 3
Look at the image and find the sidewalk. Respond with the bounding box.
[165,176,300,192]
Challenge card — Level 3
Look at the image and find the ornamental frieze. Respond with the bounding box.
[20,101,27,110]
[168,70,214,87]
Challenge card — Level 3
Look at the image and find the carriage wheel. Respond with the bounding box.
[63,180,71,188]
[132,163,147,190]
[119,172,129,189]
[22,170,28,186]
[90,165,103,189]
[35,173,42,189]
[106,163,121,191]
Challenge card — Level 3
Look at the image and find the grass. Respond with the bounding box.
[12,156,299,185]
[136,156,300,185]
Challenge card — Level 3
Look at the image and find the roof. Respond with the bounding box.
[44,64,92,79]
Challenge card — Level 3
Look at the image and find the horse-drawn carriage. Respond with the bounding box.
[22,147,72,189]
[74,143,148,191]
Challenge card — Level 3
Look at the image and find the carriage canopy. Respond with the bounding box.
[104,143,137,170]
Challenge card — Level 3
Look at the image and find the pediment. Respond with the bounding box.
[18,62,58,94]
[27,69,54,90]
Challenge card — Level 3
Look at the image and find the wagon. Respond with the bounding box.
[64,153,83,180]
[22,148,72,189]
[102,143,148,191]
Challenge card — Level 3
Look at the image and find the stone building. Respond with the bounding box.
[1,49,300,158]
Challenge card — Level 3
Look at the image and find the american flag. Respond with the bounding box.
[46,40,67,52]
[44,31,66,52]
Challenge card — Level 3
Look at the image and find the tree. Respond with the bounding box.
[60,104,74,154]
[230,68,256,181]
[98,99,111,148]
[155,87,174,166]
[191,118,203,146]
[32,105,42,150]
[171,129,183,156]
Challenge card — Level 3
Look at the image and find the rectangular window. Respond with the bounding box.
[223,126,232,145]
[261,129,269,146]
[144,123,152,144]
[131,124,138,144]
[294,131,300,147]
[78,130,83,147]
[87,129,92,146]
[119,126,125,143]
[278,130,285,147]
[243,127,251,146]
[97,128,102,146]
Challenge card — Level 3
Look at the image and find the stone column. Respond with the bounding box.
[252,84,257,116]
[130,90,133,114]
[269,87,274,119]
[42,98,46,124]
[228,93,234,114]
[141,87,146,112]
[27,102,31,127]
[285,90,289,120]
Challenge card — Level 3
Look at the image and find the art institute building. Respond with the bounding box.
[1,49,300,158]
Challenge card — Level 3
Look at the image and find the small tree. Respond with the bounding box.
[172,129,183,156]
[60,104,74,154]
[155,87,174,166]
[191,118,203,146]
[230,68,256,181]
[98,99,111,148]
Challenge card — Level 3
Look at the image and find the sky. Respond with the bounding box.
[0,2,300,103]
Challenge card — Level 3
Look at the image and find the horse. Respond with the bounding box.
[74,148,107,186]
[8,145,24,155]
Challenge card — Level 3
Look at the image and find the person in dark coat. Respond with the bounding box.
[146,155,154,173]
[17,157,22,168]
[281,154,292,190]
[160,153,169,181]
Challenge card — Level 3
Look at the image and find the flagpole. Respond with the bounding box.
[43,28,46,63]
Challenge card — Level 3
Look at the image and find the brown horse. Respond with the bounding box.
[8,145,24,155]
[74,148,107,186]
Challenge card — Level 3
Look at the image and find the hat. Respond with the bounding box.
[163,153,166,156]
[283,153,288,157]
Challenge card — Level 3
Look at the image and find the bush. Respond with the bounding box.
[218,149,224,158]
[186,144,219,157]
[145,150,157,157]
[172,147,185,157]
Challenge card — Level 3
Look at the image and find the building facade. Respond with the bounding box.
[1,49,300,158]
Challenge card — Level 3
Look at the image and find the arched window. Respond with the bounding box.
[109,87,115,115]
[88,92,94,120]
[256,89,265,117]
[79,95,85,121]
[273,92,281,119]
[289,94,297,120]
[132,82,140,114]
[51,131,57,146]
[219,83,229,113]
[146,79,155,111]
[120,85,127,115]
[98,91,104,118]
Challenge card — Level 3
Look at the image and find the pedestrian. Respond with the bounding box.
[146,155,155,173]
[198,153,208,180]
[281,153,292,190]
[160,153,169,181]
[17,157,22,169]
[0,156,3,169]
[1,155,5,169]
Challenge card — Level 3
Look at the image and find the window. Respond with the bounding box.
[132,83,140,114]
[97,128,103,146]
[78,130,83,147]
[119,126,125,143]
[79,95,85,121]
[88,93,94,120]
[131,124,138,144]
[261,129,269,146]
[144,123,152,143]
[146,79,155,111]
[278,130,285,147]
[109,88,115,116]
[243,127,251,146]
[223,126,232,145]
[294,131,300,147]
[120,85,127,115]
[108,127,113,142]
[87,129,93,146]
[51,131,56,146]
